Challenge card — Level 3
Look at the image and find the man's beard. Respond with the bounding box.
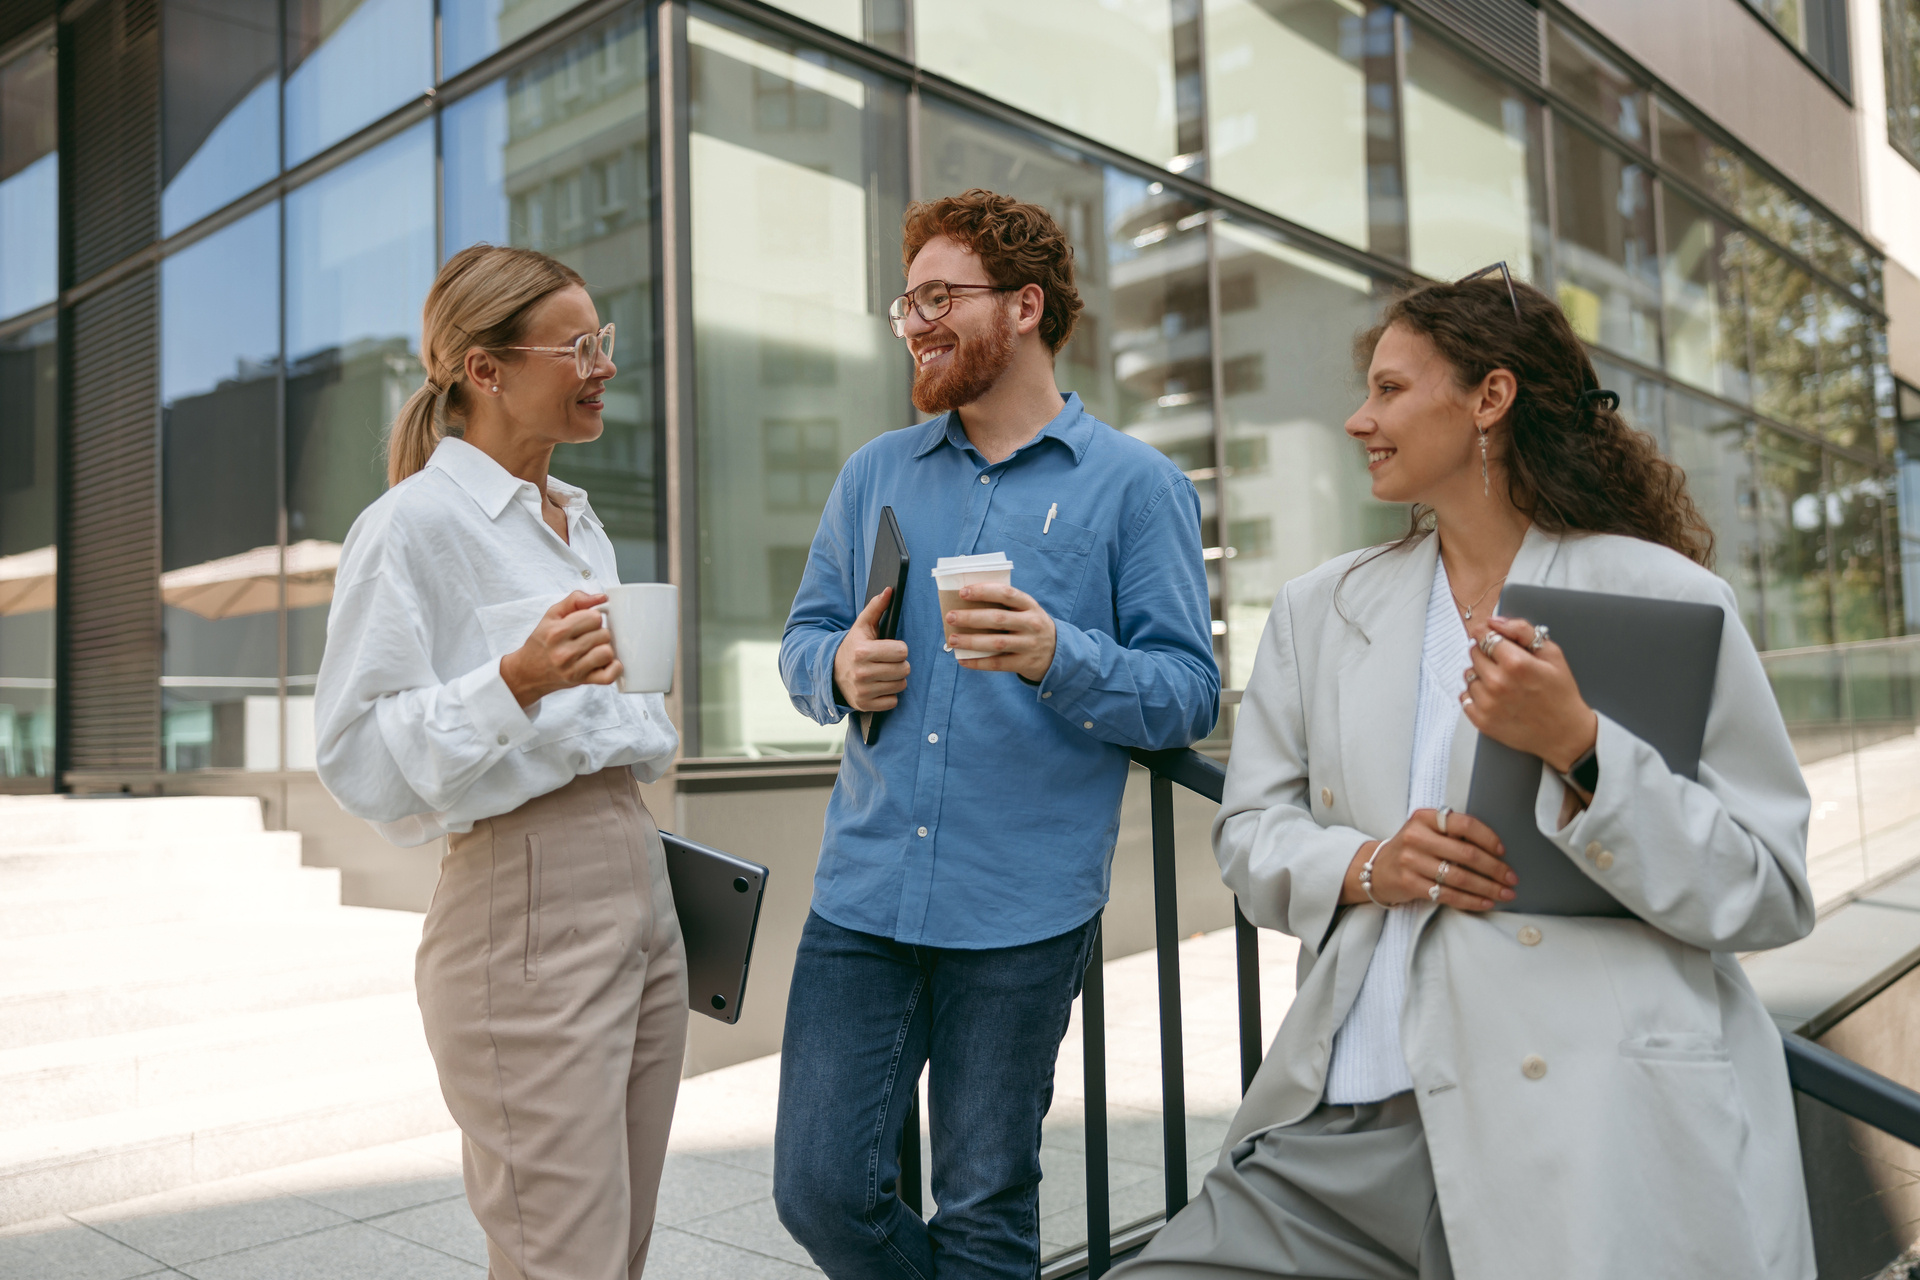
[911,305,1018,415]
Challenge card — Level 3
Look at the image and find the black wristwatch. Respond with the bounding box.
[1562,744,1600,796]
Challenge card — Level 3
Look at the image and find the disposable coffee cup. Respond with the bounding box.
[599,582,678,694]
[931,552,1014,661]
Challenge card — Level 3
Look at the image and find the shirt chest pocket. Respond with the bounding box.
[473,593,622,748]
[992,511,1098,621]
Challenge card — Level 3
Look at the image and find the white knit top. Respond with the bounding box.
[1324,552,1472,1105]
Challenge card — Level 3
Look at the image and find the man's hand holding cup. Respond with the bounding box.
[946,582,1056,682]
[835,587,911,712]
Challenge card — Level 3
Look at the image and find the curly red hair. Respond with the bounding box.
[901,189,1083,354]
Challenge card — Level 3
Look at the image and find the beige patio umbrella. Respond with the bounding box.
[0,545,55,616]
[159,540,342,620]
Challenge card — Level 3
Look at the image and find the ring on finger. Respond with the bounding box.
[1529,624,1550,653]
[1480,632,1505,658]
[1428,882,1442,902]
[1463,669,1478,685]
[1434,806,1451,835]
[1436,859,1452,885]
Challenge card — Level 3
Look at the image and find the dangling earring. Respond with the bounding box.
[1478,428,1490,498]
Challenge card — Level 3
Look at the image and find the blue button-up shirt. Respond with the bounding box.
[780,394,1219,948]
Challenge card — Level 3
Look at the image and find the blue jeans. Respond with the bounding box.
[773,909,1102,1280]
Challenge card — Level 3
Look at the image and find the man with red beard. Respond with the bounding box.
[773,189,1219,1279]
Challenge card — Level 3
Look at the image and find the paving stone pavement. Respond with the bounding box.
[0,926,1300,1280]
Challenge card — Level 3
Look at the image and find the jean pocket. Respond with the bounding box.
[525,833,544,982]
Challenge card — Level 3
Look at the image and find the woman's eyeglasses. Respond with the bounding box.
[887,280,1018,338]
[509,323,616,378]
[1456,261,1521,323]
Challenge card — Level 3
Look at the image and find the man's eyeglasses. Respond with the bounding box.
[1456,261,1521,323]
[509,323,616,378]
[887,281,1018,338]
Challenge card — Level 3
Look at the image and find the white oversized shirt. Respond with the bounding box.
[1323,553,1471,1104]
[314,437,678,847]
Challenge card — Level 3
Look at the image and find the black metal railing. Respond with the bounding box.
[898,746,1920,1276]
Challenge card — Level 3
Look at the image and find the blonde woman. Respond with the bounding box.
[315,244,686,1280]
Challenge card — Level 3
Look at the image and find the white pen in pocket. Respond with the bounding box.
[1044,503,1057,535]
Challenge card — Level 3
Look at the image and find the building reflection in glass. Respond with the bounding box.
[284,0,432,167]
[0,319,56,780]
[0,40,56,322]
[162,0,279,235]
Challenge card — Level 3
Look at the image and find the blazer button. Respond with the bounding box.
[1583,840,1602,862]
[1521,1055,1548,1080]
[1320,787,1333,808]
[1595,850,1615,871]
[1517,925,1542,946]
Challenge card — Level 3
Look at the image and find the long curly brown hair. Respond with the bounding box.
[1357,276,1715,566]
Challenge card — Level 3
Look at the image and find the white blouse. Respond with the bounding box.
[314,437,678,847]
[1323,552,1471,1105]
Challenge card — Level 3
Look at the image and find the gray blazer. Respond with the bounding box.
[1213,525,1816,1280]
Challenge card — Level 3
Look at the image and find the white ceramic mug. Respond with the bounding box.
[600,582,678,694]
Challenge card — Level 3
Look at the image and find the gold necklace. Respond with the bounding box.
[1451,575,1506,621]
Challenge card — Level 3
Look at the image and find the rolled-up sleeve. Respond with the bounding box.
[315,566,538,828]
[1037,473,1219,749]
[780,469,859,725]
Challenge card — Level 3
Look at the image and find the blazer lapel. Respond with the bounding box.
[1334,534,1441,841]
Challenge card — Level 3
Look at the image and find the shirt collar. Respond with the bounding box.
[427,435,599,527]
[910,392,1094,465]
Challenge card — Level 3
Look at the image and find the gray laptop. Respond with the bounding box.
[660,831,768,1023]
[1465,584,1724,917]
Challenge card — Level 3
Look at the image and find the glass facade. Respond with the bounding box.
[1892,0,1920,168]
[0,319,56,780]
[0,40,56,322]
[26,0,1906,802]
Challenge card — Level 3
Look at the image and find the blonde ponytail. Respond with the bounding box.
[385,244,587,487]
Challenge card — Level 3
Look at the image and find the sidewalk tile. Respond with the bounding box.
[0,1216,166,1280]
[175,1222,479,1279]
[648,1225,819,1278]
[72,1177,347,1268]
[365,1198,486,1268]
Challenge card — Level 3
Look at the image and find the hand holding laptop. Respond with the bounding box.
[1458,613,1600,793]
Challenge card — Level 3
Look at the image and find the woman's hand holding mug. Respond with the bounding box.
[1343,808,1515,911]
[501,591,622,707]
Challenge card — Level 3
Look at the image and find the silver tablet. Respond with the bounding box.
[661,830,768,1023]
[1464,584,1723,918]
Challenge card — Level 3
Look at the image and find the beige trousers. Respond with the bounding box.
[417,767,689,1280]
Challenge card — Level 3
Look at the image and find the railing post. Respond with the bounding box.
[1082,917,1111,1278]
[1233,901,1262,1094]
[1150,770,1188,1218]
[899,1089,922,1216]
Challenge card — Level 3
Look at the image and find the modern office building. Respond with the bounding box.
[3,0,1918,1063]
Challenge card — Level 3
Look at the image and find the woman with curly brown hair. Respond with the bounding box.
[1113,270,1816,1280]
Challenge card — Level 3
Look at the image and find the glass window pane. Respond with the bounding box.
[1664,387,1762,641]
[163,0,280,235]
[1889,0,1920,164]
[1551,118,1659,364]
[1829,454,1890,641]
[916,0,1179,166]
[442,0,580,76]
[1741,242,1819,433]
[1401,22,1544,282]
[1653,98,1742,209]
[0,318,58,781]
[748,0,908,56]
[1659,183,1749,402]
[1546,20,1646,148]
[1205,0,1369,249]
[161,205,283,771]
[1815,290,1879,454]
[1214,218,1395,689]
[918,101,1230,682]
[0,41,57,321]
[445,3,659,581]
[284,0,432,167]
[1755,426,1830,648]
[286,122,435,759]
[688,11,908,758]
[1589,352,1667,451]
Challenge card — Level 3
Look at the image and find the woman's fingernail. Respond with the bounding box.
[1501,889,1516,900]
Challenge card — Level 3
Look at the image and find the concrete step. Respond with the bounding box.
[0,833,307,892]
[0,795,269,845]
[0,910,424,1050]
[0,992,430,1127]
[0,866,342,937]
[0,1058,452,1228]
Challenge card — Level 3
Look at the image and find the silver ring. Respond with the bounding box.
[1529,624,1550,653]
[1428,882,1442,902]
[1480,632,1505,657]
[1435,806,1451,835]
[1461,694,1474,706]
[1463,669,1478,685]
[1436,860,1452,885]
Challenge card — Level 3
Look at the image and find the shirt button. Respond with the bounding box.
[496,733,509,746]
[581,568,592,578]
[1583,840,1602,862]
[979,474,990,484]
[1320,787,1333,808]
[1595,850,1615,871]
[1517,925,1542,947]
[1041,691,1051,699]
[1521,1055,1548,1080]
[927,733,938,743]
[1082,720,1093,729]
[917,826,929,837]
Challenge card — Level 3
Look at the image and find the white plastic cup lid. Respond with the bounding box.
[931,552,1012,578]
